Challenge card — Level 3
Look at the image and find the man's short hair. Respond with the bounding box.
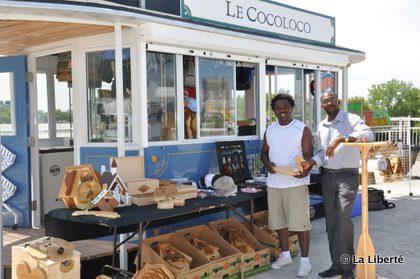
[271,94,295,110]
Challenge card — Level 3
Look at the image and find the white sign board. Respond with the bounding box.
[182,0,335,45]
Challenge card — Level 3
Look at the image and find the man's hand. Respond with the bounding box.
[296,159,316,178]
[326,138,341,159]
[266,162,276,174]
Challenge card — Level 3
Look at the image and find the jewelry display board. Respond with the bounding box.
[215,141,251,183]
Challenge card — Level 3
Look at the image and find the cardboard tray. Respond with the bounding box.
[208,218,270,278]
[176,225,241,279]
[141,233,212,279]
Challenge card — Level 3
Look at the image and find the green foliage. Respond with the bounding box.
[0,104,11,123]
[367,79,420,117]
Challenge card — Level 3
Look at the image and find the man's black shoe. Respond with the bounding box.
[341,270,355,279]
[318,267,342,278]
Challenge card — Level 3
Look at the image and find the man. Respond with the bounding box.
[261,94,313,277]
[301,92,373,279]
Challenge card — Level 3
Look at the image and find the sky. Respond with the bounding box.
[276,0,420,98]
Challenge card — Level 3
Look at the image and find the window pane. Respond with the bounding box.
[265,65,276,125]
[236,62,257,136]
[276,67,303,122]
[147,51,177,142]
[0,72,15,136]
[36,72,49,139]
[86,49,132,142]
[183,55,197,139]
[199,58,235,137]
[54,75,73,139]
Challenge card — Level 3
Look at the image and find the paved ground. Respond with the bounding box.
[3,161,419,278]
[254,162,420,279]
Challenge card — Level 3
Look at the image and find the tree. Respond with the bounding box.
[367,79,420,117]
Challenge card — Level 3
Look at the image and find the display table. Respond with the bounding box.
[45,190,267,268]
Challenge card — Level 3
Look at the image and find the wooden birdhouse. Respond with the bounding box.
[100,172,130,206]
[92,189,119,212]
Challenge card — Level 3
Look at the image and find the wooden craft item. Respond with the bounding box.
[153,189,166,203]
[391,156,404,178]
[25,237,75,262]
[95,192,119,212]
[225,228,256,253]
[273,156,304,176]
[64,170,77,196]
[156,243,192,271]
[157,200,174,209]
[72,210,120,218]
[59,165,102,210]
[191,238,221,261]
[133,263,175,279]
[171,198,185,207]
[16,262,47,279]
[344,141,389,279]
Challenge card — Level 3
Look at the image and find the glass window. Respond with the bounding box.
[236,62,257,136]
[147,51,177,142]
[0,72,15,136]
[54,74,73,139]
[86,49,132,142]
[199,58,235,137]
[183,55,197,139]
[36,72,49,139]
[275,67,303,122]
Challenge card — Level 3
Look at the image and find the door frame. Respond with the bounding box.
[28,44,75,227]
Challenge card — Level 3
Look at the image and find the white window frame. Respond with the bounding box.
[0,72,16,136]
[146,44,263,146]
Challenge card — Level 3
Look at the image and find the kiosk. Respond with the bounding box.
[0,0,364,230]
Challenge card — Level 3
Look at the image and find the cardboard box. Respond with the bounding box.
[177,225,241,279]
[208,219,270,278]
[12,237,80,279]
[243,211,299,260]
[141,233,212,279]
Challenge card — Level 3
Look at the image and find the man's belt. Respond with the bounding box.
[321,167,358,174]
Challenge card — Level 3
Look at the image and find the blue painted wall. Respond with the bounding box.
[1,56,31,227]
[80,139,262,184]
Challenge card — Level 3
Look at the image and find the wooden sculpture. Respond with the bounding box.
[59,165,102,210]
[273,156,304,176]
[225,228,256,253]
[155,243,192,271]
[191,238,221,261]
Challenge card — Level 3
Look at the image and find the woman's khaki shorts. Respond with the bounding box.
[267,185,311,231]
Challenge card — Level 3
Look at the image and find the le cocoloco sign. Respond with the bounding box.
[182,0,335,45]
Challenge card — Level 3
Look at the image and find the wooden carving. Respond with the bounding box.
[16,262,47,279]
[191,238,221,261]
[225,228,256,253]
[59,165,102,209]
[155,243,192,271]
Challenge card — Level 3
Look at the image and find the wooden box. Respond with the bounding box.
[111,156,160,195]
[58,164,102,209]
[177,225,241,279]
[209,218,270,278]
[12,237,80,279]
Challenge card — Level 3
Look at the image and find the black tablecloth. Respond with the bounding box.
[45,190,267,241]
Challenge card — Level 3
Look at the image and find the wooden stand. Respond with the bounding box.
[344,141,389,279]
